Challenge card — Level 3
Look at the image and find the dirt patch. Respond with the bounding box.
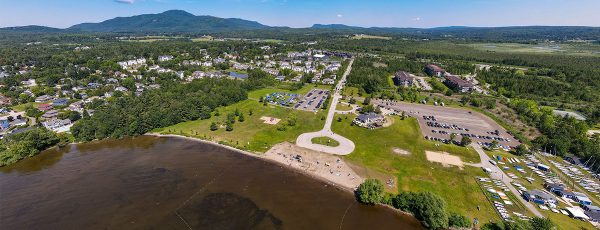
[382,116,394,127]
[260,116,281,125]
[392,147,410,156]
[425,151,464,169]
[265,142,363,190]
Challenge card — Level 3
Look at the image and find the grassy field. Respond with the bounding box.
[154,99,325,152]
[469,42,600,57]
[311,137,340,147]
[11,102,41,112]
[351,34,392,40]
[335,103,353,111]
[332,114,498,223]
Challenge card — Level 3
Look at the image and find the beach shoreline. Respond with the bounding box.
[145,133,361,192]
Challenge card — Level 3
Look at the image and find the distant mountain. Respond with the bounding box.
[0,25,63,33]
[1,11,599,41]
[68,10,269,33]
[311,24,364,30]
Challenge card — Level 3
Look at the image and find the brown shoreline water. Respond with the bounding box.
[0,136,423,230]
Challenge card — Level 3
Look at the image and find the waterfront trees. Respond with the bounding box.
[356,179,384,205]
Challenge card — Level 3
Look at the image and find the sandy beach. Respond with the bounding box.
[146,133,364,191]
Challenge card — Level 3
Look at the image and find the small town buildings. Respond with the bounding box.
[87,82,102,89]
[275,76,286,81]
[353,112,385,128]
[158,55,174,62]
[425,64,445,77]
[444,75,474,93]
[35,95,53,103]
[393,71,415,87]
[115,86,128,92]
[523,189,557,205]
[118,58,147,70]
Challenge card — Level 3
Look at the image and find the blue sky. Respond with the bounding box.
[1,0,600,28]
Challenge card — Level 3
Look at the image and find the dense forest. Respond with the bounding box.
[71,78,250,141]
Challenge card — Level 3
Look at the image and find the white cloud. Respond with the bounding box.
[337,14,343,18]
[114,0,135,4]
[412,17,421,21]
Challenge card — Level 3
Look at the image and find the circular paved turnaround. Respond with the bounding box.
[296,131,355,155]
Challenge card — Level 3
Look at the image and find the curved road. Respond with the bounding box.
[296,58,356,155]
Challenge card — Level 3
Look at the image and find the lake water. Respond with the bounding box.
[0,136,422,230]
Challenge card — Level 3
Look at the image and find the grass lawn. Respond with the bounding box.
[336,103,353,111]
[387,75,396,87]
[332,114,498,223]
[11,102,41,112]
[351,34,392,40]
[154,99,326,152]
[311,136,340,147]
[342,86,360,97]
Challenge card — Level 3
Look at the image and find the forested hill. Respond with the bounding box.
[2,10,600,41]
[67,10,269,33]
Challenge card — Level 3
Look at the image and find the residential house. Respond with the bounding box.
[275,76,286,81]
[21,79,37,87]
[68,101,84,112]
[158,55,174,62]
[42,118,72,133]
[444,75,474,93]
[425,64,445,77]
[228,72,248,80]
[52,98,69,107]
[42,110,59,119]
[0,95,11,105]
[35,95,53,103]
[322,78,335,85]
[353,112,385,128]
[393,71,415,87]
[38,103,53,111]
[87,82,102,89]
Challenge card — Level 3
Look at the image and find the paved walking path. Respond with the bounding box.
[471,144,543,217]
[296,58,356,155]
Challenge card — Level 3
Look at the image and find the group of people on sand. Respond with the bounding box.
[276,152,357,181]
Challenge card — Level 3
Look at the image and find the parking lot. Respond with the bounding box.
[295,89,330,112]
[374,100,518,150]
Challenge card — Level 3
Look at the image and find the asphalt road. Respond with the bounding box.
[296,58,356,155]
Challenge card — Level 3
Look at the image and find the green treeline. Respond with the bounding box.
[71,78,248,141]
[356,179,555,230]
[0,128,61,166]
